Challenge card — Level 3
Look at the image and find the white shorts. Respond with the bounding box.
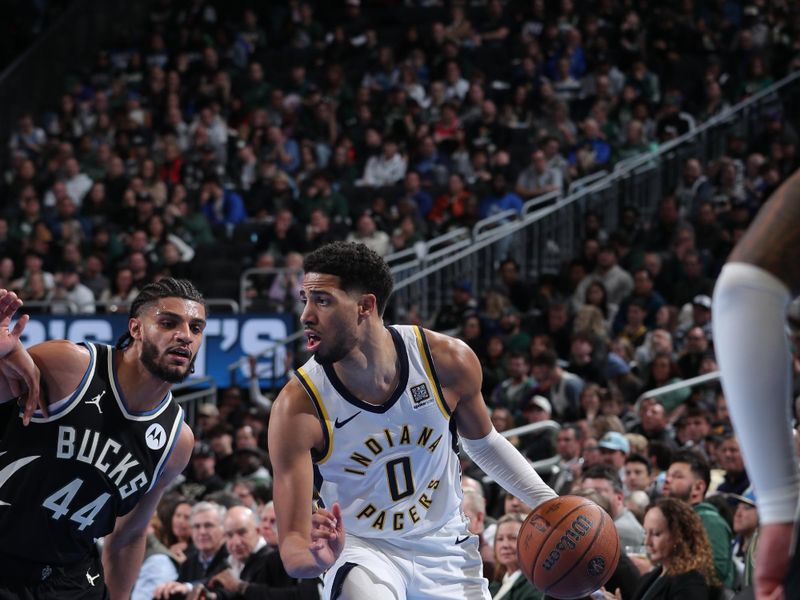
[323,512,490,600]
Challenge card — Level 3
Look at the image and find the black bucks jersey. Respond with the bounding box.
[296,325,463,539]
[0,342,184,566]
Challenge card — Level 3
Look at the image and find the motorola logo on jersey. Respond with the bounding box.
[145,424,167,450]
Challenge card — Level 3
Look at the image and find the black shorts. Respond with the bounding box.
[0,552,108,600]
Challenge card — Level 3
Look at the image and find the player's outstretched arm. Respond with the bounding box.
[0,288,42,423]
[426,329,557,508]
[269,378,343,578]
[103,423,194,599]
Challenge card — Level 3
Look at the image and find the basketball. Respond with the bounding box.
[517,495,620,599]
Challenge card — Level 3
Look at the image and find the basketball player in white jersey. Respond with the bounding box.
[269,242,559,600]
[713,168,800,599]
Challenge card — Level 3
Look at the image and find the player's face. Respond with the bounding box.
[495,520,522,570]
[137,297,206,383]
[643,507,673,564]
[191,510,225,552]
[300,273,361,365]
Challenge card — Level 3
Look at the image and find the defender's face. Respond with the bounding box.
[135,297,206,383]
[300,273,360,365]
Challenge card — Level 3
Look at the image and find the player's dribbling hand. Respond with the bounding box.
[309,502,345,570]
[755,522,793,600]
[0,289,43,425]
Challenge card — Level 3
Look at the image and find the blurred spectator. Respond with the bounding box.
[515,149,563,199]
[200,177,247,230]
[431,280,478,333]
[357,137,407,187]
[730,487,759,590]
[580,464,645,548]
[203,506,319,599]
[632,498,720,600]
[663,450,734,588]
[675,158,713,218]
[489,352,536,421]
[8,113,46,161]
[51,266,95,314]
[152,502,228,600]
[613,269,666,335]
[551,423,584,494]
[179,441,227,502]
[346,213,390,257]
[715,433,749,498]
[156,495,194,565]
[530,349,584,422]
[488,513,539,599]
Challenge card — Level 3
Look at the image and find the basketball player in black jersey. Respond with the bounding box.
[0,278,206,599]
[713,168,800,600]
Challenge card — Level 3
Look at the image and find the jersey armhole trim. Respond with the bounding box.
[28,341,97,423]
[295,367,333,465]
[413,326,451,419]
[148,405,185,493]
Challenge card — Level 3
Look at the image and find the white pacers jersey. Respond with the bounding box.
[295,325,463,540]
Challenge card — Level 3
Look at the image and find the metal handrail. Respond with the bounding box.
[637,371,720,403]
[205,298,240,314]
[567,170,609,194]
[172,375,218,429]
[522,189,561,215]
[472,209,519,239]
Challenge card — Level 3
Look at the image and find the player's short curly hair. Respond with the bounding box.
[116,278,207,349]
[303,242,394,315]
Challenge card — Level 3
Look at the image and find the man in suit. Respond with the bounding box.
[203,506,320,600]
[153,502,229,599]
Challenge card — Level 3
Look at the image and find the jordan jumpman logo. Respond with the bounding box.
[85,390,105,414]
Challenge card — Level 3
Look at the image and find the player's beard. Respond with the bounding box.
[141,338,195,383]
[312,327,358,366]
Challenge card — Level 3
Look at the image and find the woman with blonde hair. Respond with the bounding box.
[573,304,610,339]
[631,497,720,599]
[490,513,542,600]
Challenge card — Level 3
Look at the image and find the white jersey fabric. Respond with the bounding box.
[295,325,463,540]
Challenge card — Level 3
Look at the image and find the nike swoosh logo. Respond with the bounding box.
[0,453,40,506]
[334,411,362,428]
[455,535,471,545]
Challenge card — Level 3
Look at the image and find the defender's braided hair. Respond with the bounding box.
[115,278,207,349]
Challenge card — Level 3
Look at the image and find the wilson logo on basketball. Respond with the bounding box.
[587,556,606,577]
[530,515,549,533]
[541,515,593,571]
